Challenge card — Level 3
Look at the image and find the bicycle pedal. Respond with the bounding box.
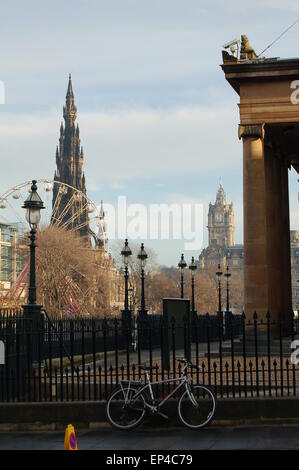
[157,411,169,420]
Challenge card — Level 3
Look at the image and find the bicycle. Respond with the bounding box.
[106,357,216,430]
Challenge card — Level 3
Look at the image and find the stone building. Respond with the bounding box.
[226,244,244,271]
[198,185,244,312]
[199,185,244,274]
[222,39,298,323]
[51,76,124,314]
[0,222,27,303]
[207,184,234,248]
[52,75,89,240]
[199,185,299,313]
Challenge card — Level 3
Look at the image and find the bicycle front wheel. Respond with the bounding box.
[106,386,146,431]
[178,385,216,429]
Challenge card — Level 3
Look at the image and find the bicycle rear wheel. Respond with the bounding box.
[106,386,146,431]
[178,385,216,429]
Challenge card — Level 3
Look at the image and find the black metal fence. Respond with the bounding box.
[0,308,298,402]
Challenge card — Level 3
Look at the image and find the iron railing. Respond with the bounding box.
[0,308,298,402]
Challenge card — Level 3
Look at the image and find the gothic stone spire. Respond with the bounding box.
[63,74,77,126]
[52,75,89,240]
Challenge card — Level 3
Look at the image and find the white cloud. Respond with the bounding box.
[81,105,241,181]
[1,0,299,266]
[242,0,299,11]
[111,182,125,190]
[0,104,241,193]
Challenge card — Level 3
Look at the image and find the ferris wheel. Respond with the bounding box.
[0,179,108,312]
[0,179,107,245]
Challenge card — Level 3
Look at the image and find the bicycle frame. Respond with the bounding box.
[120,367,198,412]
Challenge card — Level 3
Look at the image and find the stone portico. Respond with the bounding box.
[222,45,299,325]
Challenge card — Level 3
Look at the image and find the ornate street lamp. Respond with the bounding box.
[224,265,231,314]
[120,238,133,343]
[216,263,223,315]
[22,180,45,365]
[189,256,197,314]
[178,253,187,298]
[128,286,134,313]
[120,239,132,314]
[22,180,45,307]
[128,285,137,350]
[137,243,148,317]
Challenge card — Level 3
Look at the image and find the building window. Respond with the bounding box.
[1,246,10,258]
[1,227,11,242]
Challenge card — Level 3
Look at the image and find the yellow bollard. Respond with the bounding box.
[64,424,78,450]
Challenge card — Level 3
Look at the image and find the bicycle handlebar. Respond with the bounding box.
[177,358,187,364]
[176,357,201,370]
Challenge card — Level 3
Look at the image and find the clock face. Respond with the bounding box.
[215,213,223,222]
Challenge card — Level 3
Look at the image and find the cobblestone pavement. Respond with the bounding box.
[0,425,298,450]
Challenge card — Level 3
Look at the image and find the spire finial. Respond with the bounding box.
[100,200,105,219]
[216,181,226,205]
[66,74,74,98]
[63,73,77,125]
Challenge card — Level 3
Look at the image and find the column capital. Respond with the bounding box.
[238,124,265,140]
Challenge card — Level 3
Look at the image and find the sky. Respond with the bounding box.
[1,0,299,265]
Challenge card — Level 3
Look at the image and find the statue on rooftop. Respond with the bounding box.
[240,35,257,60]
[222,34,257,63]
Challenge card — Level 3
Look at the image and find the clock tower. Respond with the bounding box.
[207,184,234,248]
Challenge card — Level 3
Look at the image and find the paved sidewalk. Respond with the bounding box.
[0,425,298,450]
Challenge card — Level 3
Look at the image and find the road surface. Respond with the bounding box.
[0,425,298,450]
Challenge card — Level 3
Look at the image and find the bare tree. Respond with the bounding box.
[36,225,111,317]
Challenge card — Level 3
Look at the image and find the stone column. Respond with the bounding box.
[239,124,268,321]
[239,124,292,327]
[263,135,282,317]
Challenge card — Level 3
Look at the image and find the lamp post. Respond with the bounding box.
[22,180,45,365]
[216,263,223,315]
[178,253,187,298]
[120,239,132,343]
[137,243,148,318]
[121,239,132,314]
[128,286,134,313]
[128,285,136,350]
[224,265,231,314]
[189,256,197,314]
[22,180,45,307]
